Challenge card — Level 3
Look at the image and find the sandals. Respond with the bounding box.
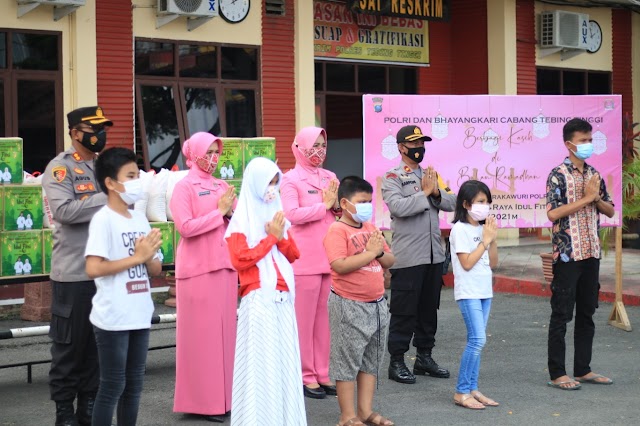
[454,393,485,410]
[363,412,395,426]
[337,418,365,426]
[575,373,613,385]
[547,380,581,390]
[471,391,499,407]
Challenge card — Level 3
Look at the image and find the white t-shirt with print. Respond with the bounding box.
[450,221,493,301]
[85,206,157,331]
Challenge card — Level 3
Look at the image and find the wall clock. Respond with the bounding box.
[586,20,602,54]
[219,0,250,24]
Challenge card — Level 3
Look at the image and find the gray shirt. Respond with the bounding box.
[42,148,107,282]
[381,161,456,269]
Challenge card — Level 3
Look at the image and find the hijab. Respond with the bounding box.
[225,157,295,298]
[182,132,223,179]
[291,127,331,187]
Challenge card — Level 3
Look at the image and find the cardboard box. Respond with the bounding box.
[43,229,53,274]
[150,222,175,264]
[227,179,242,198]
[214,138,243,181]
[3,185,44,231]
[243,137,276,165]
[0,138,24,184]
[1,231,43,277]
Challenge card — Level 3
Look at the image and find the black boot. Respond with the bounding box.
[76,393,96,425]
[413,348,450,378]
[55,400,79,426]
[388,355,416,384]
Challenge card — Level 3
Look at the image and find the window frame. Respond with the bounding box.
[536,66,612,95]
[314,60,417,96]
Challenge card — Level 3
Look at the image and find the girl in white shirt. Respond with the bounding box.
[450,180,499,410]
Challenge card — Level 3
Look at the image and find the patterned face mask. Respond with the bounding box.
[195,153,220,174]
[300,146,327,167]
[263,184,278,203]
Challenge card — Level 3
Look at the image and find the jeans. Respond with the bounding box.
[92,327,150,426]
[548,258,599,380]
[455,298,492,394]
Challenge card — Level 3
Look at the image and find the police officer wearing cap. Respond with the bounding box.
[381,125,456,384]
[43,107,112,425]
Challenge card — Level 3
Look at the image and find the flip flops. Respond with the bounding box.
[547,380,582,390]
[576,374,614,385]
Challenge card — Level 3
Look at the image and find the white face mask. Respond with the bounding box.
[469,203,490,221]
[116,179,144,205]
[263,184,278,204]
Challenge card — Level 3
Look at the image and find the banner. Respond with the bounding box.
[363,95,623,229]
[347,0,450,22]
[314,1,429,66]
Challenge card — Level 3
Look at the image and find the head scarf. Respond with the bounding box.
[292,126,327,168]
[182,132,223,178]
[225,157,295,298]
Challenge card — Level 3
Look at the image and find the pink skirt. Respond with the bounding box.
[173,269,238,415]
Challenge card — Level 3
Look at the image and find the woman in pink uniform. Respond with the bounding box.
[170,132,237,422]
[281,126,340,399]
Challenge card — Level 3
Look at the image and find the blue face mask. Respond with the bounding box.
[346,200,373,223]
[569,141,593,160]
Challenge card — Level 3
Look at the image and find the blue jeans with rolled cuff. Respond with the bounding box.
[455,298,492,394]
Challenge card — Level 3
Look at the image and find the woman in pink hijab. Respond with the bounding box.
[281,126,340,399]
[170,132,237,422]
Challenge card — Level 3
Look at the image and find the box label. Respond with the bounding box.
[0,138,24,184]
[150,222,175,264]
[214,138,243,181]
[1,231,43,276]
[3,185,44,231]
[243,138,276,165]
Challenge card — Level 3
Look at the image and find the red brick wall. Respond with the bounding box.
[262,0,296,170]
[96,0,134,150]
[612,9,633,117]
[450,0,488,94]
[516,0,536,94]
[418,22,452,94]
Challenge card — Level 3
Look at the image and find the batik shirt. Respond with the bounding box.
[546,158,612,264]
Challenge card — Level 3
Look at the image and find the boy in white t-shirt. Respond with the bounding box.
[85,147,162,426]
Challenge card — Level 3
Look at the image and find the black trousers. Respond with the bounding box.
[387,264,443,356]
[548,258,600,380]
[49,280,99,402]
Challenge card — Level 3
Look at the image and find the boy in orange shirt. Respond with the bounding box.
[323,176,396,426]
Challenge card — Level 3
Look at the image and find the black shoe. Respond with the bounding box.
[55,400,79,426]
[388,356,416,384]
[76,393,96,425]
[319,383,337,396]
[413,349,450,378]
[202,414,225,423]
[303,385,327,399]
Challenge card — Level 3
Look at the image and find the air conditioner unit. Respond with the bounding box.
[158,0,218,18]
[540,10,589,50]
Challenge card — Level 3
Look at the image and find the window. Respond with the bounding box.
[0,30,62,173]
[537,68,611,95]
[135,39,260,171]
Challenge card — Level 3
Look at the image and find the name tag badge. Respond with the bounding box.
[198,191,211,196]
[308,190,319,194]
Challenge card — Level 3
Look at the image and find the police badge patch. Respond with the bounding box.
[52,166,67,183]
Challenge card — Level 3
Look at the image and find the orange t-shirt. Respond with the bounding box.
[226,233,299,297]
[323,221,390,302]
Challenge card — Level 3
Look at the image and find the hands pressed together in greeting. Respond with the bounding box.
[218,186,237,217]
[421,166,441,198]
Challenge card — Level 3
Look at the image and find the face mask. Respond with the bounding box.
[346,200,373,223]
[301,146,327,167]
[116,179,144,205]
[403,146,425,163]
[80,130,107,153]
[569,142,593,160]
[469,203,490,221]
[195,153,219,174]
[263,184,278,204]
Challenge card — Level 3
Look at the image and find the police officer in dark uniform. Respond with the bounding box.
[43,107,113,425]
[381,125,456,384]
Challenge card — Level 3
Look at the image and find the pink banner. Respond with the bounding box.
[363,95,622,229]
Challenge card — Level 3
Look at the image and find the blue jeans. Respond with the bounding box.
[455,298,492,394]
[92,327,150,426]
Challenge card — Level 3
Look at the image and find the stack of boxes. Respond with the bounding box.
[0,136,277,276]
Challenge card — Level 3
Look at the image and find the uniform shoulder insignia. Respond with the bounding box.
[385,172,398,179]
[403,165,411,173]
[73,167,84,175]
[51,165,67,183]
[72,152,82,162]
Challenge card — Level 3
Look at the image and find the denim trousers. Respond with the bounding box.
[455,298,492,394]
[92,327,150,426]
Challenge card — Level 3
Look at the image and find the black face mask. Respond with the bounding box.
[403,146,425,163]
[80,130,107,153]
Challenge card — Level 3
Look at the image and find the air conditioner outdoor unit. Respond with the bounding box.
[158,0,218,18]
[540,10,589,50]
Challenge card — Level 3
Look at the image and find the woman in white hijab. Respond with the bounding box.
[225,157,307,426]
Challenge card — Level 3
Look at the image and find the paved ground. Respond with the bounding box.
[1,292,639,425]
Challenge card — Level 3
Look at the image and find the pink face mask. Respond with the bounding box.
[195,153,219,174]
[301,147,327,167]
